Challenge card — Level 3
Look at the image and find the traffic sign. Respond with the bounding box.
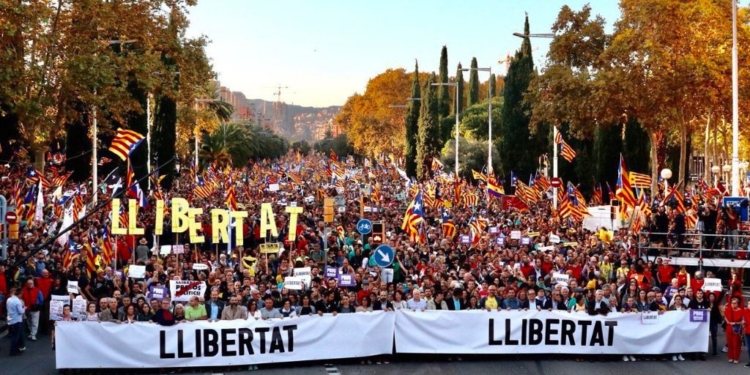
[373,244,394,267]
[5,211,17,224]
[356,219,372,235]
[550,178,562,188]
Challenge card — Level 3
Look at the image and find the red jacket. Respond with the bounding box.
[36,276,53,299]
[657,265,674,284]
[21,286,43,307]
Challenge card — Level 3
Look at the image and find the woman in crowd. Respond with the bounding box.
[137,303,154,322]
[338,295,355,313]
[356,297,372,312]
[50,304,75,350]
[84,302,99,321]
[248,302,262,319]
[708,292,722,357]
[392,291,407,310]
[280,299,297,318]
[174,304,186,322]
[121,304,138,323]
[724,297,743,364]
[466,296,480,310]
[298,295,316,315]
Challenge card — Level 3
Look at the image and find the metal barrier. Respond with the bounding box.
[638,231,750,271]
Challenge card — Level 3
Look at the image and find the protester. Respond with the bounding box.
[7,286,26,356]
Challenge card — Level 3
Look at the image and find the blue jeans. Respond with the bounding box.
[9,322,24,355]
[745,335,750,362]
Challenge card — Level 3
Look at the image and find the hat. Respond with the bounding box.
[139,238,148,245]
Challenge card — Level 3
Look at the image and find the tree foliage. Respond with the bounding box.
[437,46,450,119]
[498,15,539,178]
[416,73,440,180]
[314,133,354,158]
[441,137,500,179]
[335,68,429,159]
[199,123,288,169]
[404,63,422,178]
[460,97,503,142]
[0,0,215,172]
[468,57,480,106]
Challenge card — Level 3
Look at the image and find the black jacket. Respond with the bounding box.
[446,297,465,310]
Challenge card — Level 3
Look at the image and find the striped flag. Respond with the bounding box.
[108,128,145,161]
[591,184,603,206]
[100,227,113,267]
[616,154,637,208]
[472,170,487,182]
[51,172,73,189]
[629,172,652,188]
[554,129,577,162]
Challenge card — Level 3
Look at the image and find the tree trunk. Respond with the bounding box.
[649,129,667,198]
[678,122,687,192]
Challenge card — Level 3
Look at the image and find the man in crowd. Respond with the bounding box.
[221,295,247,320]
[7,286,26,356]
[21,278,43,341]
[184,296,208,321]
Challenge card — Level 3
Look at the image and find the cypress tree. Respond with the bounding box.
[437,46,450,119]
[468,57,479,106]
[499,15,536,178]
[593,123,623,187]
[404,61,421,178]
[489,73,497,97]
[456,63,465,114]
[416,73,440,180]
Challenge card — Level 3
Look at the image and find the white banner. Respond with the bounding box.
[169,280,208,302]
[56,312,395,369]
[394,310,708,355]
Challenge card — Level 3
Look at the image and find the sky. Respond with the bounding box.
[185,0,623,108]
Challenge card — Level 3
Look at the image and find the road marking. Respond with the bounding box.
[325,364,341,375]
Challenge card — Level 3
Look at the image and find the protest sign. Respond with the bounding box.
[338,274,356,287]
[169,280,208,302]
[703,278,722,292]
[149,286,168,300]
[72,298,87,320]
[128,265,146,279]
[283,276,305,290]
[67,280,79,294]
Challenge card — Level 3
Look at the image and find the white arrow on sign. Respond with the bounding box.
[377,249,390,263]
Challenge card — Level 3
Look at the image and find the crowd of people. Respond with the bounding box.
[0,153,749,368]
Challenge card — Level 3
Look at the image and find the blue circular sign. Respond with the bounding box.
[373,244,394,267]
[356,218,372,235]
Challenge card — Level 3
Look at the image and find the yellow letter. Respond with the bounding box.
[155,199,164,235]
[230,210,249,246]
[188,208,204,243]
[259,203,278,238]
[128,199,144,235]
[172,197,189,233]
[211,209,229,244]
[285,206,303,241]
[111,199,127,235]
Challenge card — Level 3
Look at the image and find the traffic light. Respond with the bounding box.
[8,222,18,240]
[371,222,384,245]
[324,197,335,223]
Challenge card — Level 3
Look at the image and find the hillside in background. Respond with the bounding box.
[240,99,340,142]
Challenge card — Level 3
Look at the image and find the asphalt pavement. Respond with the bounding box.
[3,331,750,375]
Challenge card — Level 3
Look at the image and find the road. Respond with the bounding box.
[2,332,750,375]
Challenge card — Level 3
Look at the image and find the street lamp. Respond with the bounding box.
[462,67,493,175]
[660,168,672,190]
[432,82,459,177]
[711,165,721,186]
[732,0,740,196]
[723,164,731,184]
[512,32,554,39]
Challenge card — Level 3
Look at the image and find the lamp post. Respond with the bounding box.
[432,82,459,177]
[723,164,731,185]
[711,165,721,186]
[660,168,672,191]
[731,0,740,196]
[462,67,493,174]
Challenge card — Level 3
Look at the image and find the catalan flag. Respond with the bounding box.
[100,226,113,267]
[51,172,72,189]
[225,179,237,211]
[629,171,652,188]
[616,154,637,208]
[554,129,577,162]
[108,128,145,161]
[591,184,603,206]
[472,169,487,182]
[193,176,212,199]
[431,158,444,171]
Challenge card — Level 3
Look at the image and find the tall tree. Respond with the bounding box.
[437,46,450,118]
[416,73,440,180]
[489,73,497,97]
[404,61,421,178]
[468,57,480,106]
[455,63,465,114]
[498,15,536,178]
